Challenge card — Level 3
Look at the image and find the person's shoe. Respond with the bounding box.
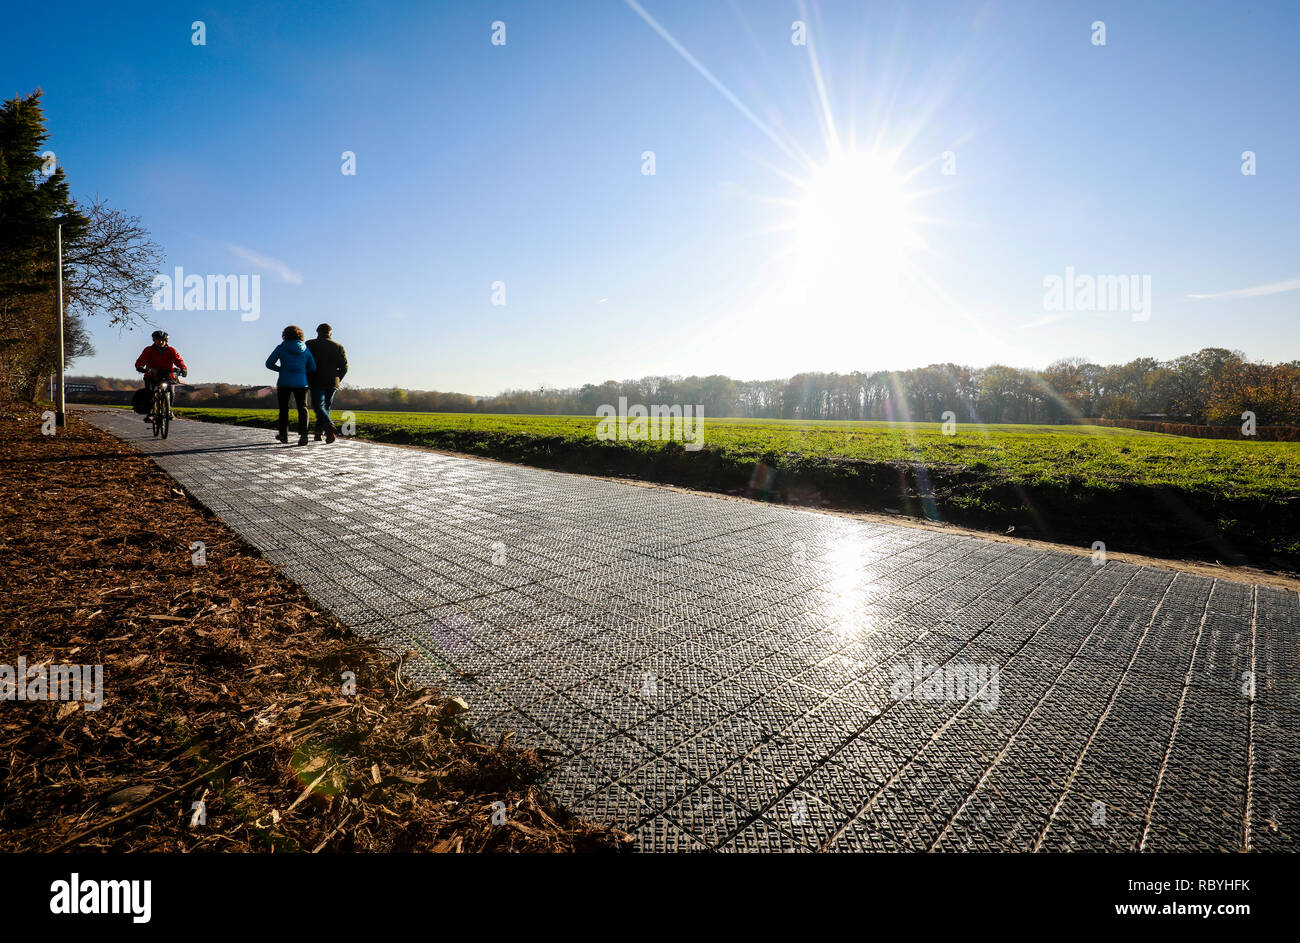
[297,435,309,446]
[314,432,322,441]
[325,427,336,444]
[143,414,152,423]
[275,433,288,443]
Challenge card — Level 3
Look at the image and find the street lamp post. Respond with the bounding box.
[55,221,66,427]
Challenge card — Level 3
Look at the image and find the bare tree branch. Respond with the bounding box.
[62,196,165,330]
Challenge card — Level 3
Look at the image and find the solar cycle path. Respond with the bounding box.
[85,408,1300,852]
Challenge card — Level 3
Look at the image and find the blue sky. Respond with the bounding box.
[6,0,1298,394]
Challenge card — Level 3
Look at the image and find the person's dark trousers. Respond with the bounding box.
[142,377,159,421]
[277,387,308,439]
[311,387,336,438]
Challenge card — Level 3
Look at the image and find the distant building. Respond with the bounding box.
[66,384,98,394]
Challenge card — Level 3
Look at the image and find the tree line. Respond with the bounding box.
[377,349,1300,424]
[73,346,1300,426]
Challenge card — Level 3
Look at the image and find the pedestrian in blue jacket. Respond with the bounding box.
[266,325,317,445]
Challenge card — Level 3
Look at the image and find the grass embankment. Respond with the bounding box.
[0,399,629,852]
[172,407,1300,571]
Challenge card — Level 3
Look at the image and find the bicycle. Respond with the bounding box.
[141,368,183,439]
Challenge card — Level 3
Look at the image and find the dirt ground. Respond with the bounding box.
[0,399,630,852]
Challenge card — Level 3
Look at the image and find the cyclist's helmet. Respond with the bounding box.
[152,330,168,343]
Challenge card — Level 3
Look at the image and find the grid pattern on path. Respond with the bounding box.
[84,409,1300,852]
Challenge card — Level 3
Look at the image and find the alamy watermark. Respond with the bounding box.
[50,873,150,923]
[151,266,260,321]
[1043,266,1150,321]
[596,396,704,451]
[1,658,104,711]
[889,658,999,712]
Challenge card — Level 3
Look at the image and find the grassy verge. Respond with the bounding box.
[0,399,629,852]
[172,406,1300,572]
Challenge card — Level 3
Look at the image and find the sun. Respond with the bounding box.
[790,148,926,320]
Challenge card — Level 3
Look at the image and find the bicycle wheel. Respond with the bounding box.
[160,389,171,439]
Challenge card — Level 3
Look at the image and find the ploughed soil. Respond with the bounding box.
[0,398,630,853]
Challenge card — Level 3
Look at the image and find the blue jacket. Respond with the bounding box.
[265,340,316,388]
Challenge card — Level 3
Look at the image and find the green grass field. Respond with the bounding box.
[166,407,1300,568]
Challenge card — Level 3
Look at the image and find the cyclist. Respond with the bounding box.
[135,330,188,423]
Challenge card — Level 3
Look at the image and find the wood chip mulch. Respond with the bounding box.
[0,398,631,852]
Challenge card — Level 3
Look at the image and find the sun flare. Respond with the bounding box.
[791,149,926,320]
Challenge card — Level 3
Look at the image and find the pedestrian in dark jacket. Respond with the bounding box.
[305,323,348,443]
[265,325,317,445]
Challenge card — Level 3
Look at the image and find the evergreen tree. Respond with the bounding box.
[0,90,89,400]
[1,89,161,402]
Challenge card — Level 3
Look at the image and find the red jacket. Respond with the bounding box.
[136,344,188,379]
